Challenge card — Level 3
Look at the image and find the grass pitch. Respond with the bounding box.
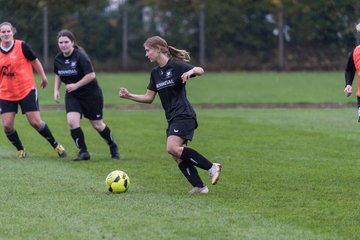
[0,72,360,239]
[39,71,349,105]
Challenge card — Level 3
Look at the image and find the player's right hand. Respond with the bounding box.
[54,91,61,103]
[119,87,129,98]
[344,85,352,97]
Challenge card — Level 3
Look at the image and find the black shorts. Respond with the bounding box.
[166,117,198,142]
[0,88,39,114]
[65,88,103,120]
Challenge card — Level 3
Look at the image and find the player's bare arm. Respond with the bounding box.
[66,72,96,93]
[119,88,156,104]
[31,59,48,88]
[181,67,204,83]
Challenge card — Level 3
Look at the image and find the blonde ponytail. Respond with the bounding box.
[168,46,191,62]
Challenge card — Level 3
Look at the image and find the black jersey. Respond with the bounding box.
[147,59,196,122]
[54,48,99,95]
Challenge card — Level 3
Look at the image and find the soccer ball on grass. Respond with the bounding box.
[105,170,130,193]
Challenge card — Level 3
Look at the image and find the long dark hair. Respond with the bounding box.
[57,29,83,51]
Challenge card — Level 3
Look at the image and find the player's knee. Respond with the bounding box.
[91,121,105,132]
[166,145,174,155]
[67,120,80,129]
[92,124,103,132]
[29,120,42,129]
[3,125,13,133]
[166,145,181,158]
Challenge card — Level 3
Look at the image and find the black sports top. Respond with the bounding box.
[147,59,197,122]
[345,50,356,86]
[54,47,99,95]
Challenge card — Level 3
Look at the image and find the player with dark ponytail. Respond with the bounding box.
[54,29,120,161]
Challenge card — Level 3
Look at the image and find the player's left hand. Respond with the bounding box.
[66,83,79,93]
[344,85,352,97]
[181,69,194,83]
[40,78,48,88]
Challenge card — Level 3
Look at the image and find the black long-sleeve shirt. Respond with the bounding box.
[345,50,356,86]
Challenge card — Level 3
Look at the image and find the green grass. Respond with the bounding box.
[1,109,360,239]
[1,72,360,239]
[38,71,350,105]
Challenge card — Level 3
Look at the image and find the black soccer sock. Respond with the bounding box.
[37,122,58,148]
[357,96,360,109]
[99,126,116,146]
[180,147,213,170]
[178,161,205,188]
[5,129,24,150]
[71,127,87,152]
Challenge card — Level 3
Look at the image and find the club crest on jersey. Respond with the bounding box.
[165,70,172,78]
[160,70,172,79]
[71,61,77,68]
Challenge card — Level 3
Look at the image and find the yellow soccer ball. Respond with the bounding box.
[105,170,130,193]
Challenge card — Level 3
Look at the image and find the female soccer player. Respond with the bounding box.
[119,36,221,193]
[344,23,360,121]
[54,29,119,161]
[0,22,66,158]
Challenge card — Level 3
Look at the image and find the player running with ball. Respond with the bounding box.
[119,36,221,194]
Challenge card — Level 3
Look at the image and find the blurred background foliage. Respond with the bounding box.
[0,0,359,71]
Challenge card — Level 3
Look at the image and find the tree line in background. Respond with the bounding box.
[0,0,359,71]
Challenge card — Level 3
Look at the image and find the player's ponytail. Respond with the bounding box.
[168,46,190,62]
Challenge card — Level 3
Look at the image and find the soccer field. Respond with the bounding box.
[1,72,360,239]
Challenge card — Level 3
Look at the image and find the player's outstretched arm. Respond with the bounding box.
[119,88,156,104]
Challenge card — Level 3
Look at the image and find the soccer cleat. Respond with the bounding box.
[358,108,360,122]
[17,149,27,159]
[208,163,222,185]
[189,186,209,194]
[110,144,120,160]
[55,144,67,158]
[73,151,90,161]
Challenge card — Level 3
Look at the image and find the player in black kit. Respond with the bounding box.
[119,36,221,194]
[53,29,119,161]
